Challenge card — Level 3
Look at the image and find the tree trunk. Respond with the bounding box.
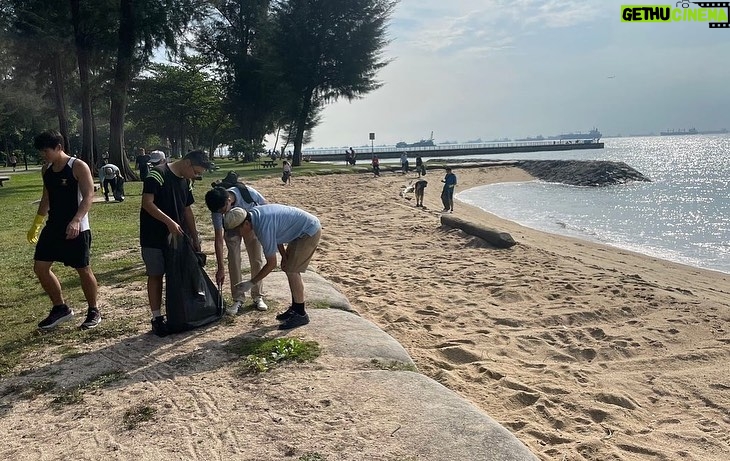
[292,90,313,167]
[70,0,94,166]
[109,0,136,179]
[50,53,70,153]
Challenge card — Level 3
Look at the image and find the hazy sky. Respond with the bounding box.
[296,0,730,148]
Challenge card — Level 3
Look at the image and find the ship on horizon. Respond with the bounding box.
[516,128,601,142]
[555,128,602,141]
[396,131,435,148]
[660,128,698,136]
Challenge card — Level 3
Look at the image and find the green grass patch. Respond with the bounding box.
[299,454,327,461]
[308,301,331,310]
[0,158,349,377]
[123,404,157,430]
[51,369,127,407]
[1,379,56,400]
[369,359,418,372]
[227,337,320,374]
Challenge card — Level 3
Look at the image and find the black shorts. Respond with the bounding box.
[34,227,92,268]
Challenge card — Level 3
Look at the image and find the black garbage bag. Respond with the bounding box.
[113,176,125,201]
[164,234,223,333]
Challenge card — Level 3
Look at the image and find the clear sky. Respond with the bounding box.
[295,0,730,149]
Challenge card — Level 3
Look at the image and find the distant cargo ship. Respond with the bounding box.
[660,128,698,136]
[396,131,435,148]
[557,128,602,141]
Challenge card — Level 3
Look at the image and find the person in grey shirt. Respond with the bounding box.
[98,159,121,202]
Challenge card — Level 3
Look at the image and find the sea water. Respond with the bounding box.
[452,135,730,274]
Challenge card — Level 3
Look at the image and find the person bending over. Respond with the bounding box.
[223,204,321,330]
[204,184,268,315]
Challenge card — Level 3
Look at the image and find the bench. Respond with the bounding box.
[0,176,9,187]
[262,160,278,169]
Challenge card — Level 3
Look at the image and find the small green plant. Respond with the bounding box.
[52,370,126,406]
[299,453,327,461]
[86,370,127,390]
[123,404,157,430]
[370,359,418,372]
[1,379,56,400]
[52,387,84,406]
[228,337,320,374]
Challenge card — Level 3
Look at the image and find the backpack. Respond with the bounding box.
[212,171,256,205]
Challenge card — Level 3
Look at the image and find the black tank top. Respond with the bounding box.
[43,158,82,230]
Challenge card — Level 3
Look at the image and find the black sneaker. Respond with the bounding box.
[275,307,295,321]
[151,316,168,337]
[80,308,102,330]
[278,312,310,330]
[38,305,74,330]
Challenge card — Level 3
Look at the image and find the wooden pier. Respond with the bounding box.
[305,141,604,161]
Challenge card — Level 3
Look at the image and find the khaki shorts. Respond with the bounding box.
[282,228,321,273]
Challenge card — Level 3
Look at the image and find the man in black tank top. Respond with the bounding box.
[29,130,101,330]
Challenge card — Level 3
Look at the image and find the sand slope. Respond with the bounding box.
[266,166,730,460]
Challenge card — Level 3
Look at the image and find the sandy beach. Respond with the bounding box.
[258,165,730,460]
[2,164,728,460]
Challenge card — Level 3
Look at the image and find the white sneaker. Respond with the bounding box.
[226,300,242,316]
[253,298,268,311]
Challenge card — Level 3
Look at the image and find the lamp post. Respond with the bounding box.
[369,132,375,158]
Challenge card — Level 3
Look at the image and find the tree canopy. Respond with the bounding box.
[0,0,397,172]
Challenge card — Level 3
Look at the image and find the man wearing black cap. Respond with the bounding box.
[140,149,211,336]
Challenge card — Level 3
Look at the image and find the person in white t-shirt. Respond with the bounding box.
[205,184,268,314]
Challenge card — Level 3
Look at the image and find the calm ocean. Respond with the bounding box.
[451,135,730,274]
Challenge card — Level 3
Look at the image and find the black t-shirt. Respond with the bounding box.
[136,154,151,176]
[139,164,194,249]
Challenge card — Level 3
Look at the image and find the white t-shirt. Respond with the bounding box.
[211,185,265,230]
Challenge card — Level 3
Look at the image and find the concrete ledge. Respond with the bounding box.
[257,270,538,460]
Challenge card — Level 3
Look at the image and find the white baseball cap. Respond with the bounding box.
[149,150,166,164]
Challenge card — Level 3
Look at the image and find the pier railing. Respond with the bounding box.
[303,140,603,161]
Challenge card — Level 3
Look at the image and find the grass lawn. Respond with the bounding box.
[0,157,355,376]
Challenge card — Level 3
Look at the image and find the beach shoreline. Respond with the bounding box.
[2,164,727,461]
[258,165,730,460]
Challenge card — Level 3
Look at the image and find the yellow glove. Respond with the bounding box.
[27,214,45,244]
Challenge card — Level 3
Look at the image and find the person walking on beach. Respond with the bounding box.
[282,160,292,185]
[372,155,380,177]
[28,129,101,330]
[204,181,269,315]
[140,150,210,336]
[8,153,18,172]
[223,204,321,330]
[400,152,409,174]
[414,179,427,207]
[415,155,426,177]
[441,167,457,213]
